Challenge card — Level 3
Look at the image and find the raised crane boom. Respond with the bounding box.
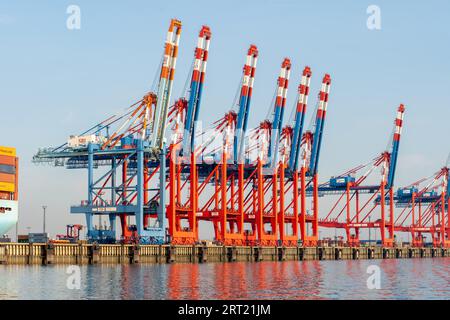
[233,45,258,163]
[387,104,405,189]
[289,66,312,171]
[268,58,291,167]
[309,74,331,176]
[182,26,211,155]
[150,19,182,150]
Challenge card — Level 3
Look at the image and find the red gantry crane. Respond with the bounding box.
[317,104,405,247]
[32,19,439,252]
[393,163,450,247]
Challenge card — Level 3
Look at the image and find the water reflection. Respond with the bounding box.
[167,263,201,299]
[0,259,448,300]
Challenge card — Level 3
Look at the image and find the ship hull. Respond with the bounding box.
[0,199,18,235]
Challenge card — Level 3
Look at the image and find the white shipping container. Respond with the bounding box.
[68,135,106,148]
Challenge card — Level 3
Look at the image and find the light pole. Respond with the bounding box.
[369,216,371,244]
[42,205,47,234]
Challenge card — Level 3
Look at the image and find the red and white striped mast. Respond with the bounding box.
[151,19,182,150]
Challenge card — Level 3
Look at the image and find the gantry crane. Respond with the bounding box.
[166,45,258,245]
[393,164,449,247]
[277,66,312,245]
[318,104,405,247]
[33,19,185,244]
[34,18,437,251]
[241,58,292,246]
[165,26,212,244]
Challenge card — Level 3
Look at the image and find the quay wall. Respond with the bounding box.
[0,243,448,265]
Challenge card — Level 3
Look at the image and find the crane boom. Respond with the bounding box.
[233,45,258,163]
[151,19,182,150]
[268,58,291,167]
[290,66,312,171]
[387,104,405,189]
[309,74,331,176]
[182,26,212,155]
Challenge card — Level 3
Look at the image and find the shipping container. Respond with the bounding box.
[28,233,49,243]
[397,187,418,198]
[329,175,355,188]
[17,235,29,243]
[67,135,106,149]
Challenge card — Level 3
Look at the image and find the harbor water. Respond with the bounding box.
[0,258,449,300]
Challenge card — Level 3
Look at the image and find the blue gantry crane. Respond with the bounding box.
[33,19,185,244]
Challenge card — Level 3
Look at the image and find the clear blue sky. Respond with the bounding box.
[1,1,449,240]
